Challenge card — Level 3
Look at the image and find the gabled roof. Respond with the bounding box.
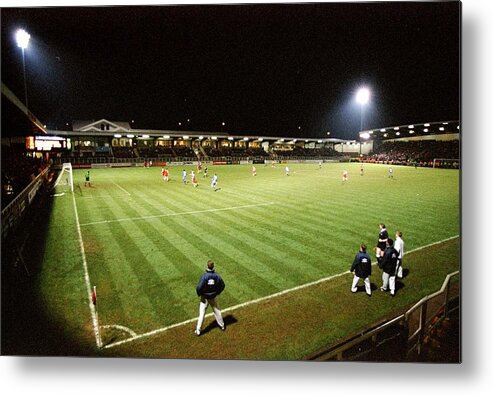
[72,119,131,132]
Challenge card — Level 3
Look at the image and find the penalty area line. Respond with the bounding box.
[102,234,459,350]
[80,202,275,227]
[112,181,131,196]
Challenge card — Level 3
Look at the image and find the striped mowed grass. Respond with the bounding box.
[43,162,459,351]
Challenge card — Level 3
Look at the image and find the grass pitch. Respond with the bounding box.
[40,162,459,357]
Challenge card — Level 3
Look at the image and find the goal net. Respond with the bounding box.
[432,158,460,169]
[53,162,74,193]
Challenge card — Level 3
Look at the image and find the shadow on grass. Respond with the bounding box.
[199,315,238,336]
[1,183,94,356]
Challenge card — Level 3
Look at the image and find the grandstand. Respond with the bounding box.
[359,120,460,168]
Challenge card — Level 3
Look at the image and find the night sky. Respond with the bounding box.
[1,2,460,140]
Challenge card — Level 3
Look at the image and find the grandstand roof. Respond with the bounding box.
[360,120,460,142]
[1,83,47,137]
[47,119,351,144]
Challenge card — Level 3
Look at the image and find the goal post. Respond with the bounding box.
[53,162,74,192]
[432,158,460,169]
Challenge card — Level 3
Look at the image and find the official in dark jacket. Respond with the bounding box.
[379,238,398,296]
[195,260,226,336]
[350,244,372,296]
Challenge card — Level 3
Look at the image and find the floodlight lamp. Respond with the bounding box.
[356,87,370,105]
[360,132,370,140]
[408,125,414,129]
[439,127,444,131]
[16,29,30,49]
[127,134,134,138]
[114,134,122,138]
[396,132,400,136]
[163,135,170,139]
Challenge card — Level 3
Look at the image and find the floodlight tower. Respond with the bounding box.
[16,29,31,110]
[356,87,370,154]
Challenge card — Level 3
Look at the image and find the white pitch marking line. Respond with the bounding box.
[102,234,459,350]
[71,193,102,349]
[100,324,138,338]
[80,202,275,227]
[112,181,131,195]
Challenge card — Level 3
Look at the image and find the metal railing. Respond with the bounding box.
[1,167,50,240]
[306,271,460,361]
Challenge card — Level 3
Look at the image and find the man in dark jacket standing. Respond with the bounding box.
[379,238,399,296]
[195,260,226,336]
[350,244,372,296]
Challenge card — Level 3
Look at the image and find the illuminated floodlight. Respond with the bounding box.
[318,140,323,143]
[408,125,414,129]
[396,132,400,136]
[228,137,234,141]
[280,138,284,142]
[305,139,309,143]
[142,134,149,138]
[114,134,122,138]
[380,129,386,132]
[127,134,134,138]
[183,135,189,139]
[360,132,371,140]
[442,122,448,125]
[258,138,263,142]
[211,136,217,140]
[369,131,373,134]
[243,137,249,141]
[394,127,399,130]
[439,127,445,131]
[423,128,429,132]
[199,136,204,140]
[222,122,226,126]
[163,135,170,139]
[424,123,430,127]
[457,126,460,130]
[178,122,182,126]
[356,87,370,105]
[383,133,388,137]
[409,130,414,134]
[16,29,30,49]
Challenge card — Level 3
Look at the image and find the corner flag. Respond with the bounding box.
[92,286,97,306]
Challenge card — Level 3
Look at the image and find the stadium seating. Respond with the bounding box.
[367,140,459,167]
